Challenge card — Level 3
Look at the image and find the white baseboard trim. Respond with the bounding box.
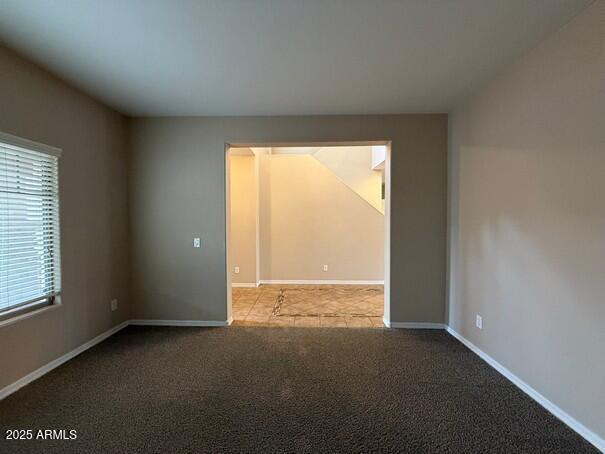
[390,322,446,329]
[446,326,605,452]
[3,318,601,451]
[129,319,230,327]
[0,320,129,401]
[231,282,259,288]
[1,318,231,401]
[259,279,384,285]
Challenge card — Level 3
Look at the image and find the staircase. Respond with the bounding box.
[312,146,385,214]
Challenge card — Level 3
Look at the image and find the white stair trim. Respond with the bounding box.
[310,153,385,215]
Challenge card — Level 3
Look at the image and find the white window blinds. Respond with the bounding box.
[0,133,61,315]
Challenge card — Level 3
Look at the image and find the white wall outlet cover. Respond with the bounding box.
[323,265,329,271]
[193,237,201,248]
[234,266,240,274]
[110,299,118,311]
[476,315,483,329]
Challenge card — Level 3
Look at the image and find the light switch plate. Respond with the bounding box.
[193,237,201,248]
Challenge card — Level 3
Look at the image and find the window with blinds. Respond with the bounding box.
[0,133,61,320]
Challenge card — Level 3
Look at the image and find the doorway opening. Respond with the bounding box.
[226,142,391,328]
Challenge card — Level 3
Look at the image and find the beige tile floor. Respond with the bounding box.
[232,284,384,328]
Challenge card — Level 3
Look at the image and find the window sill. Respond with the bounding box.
[0,301,62,328]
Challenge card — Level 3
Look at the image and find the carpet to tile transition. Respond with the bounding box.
[273,286,383,317]
[0,326,597,453]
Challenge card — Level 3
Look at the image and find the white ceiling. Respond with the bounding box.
[271,147,322,155]
[229,147,254,156]
[230,147,326,155]
[0,0,591,116]
[231,146,370,156]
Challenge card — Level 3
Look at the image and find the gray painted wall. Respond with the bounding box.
[129,115,447,324]
[448,2,604,439]
[0,46,130,389]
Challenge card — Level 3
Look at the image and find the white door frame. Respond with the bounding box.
[225,141,392,326]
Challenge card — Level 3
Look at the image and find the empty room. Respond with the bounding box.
[0,1,603,453]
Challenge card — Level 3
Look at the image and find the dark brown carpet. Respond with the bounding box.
[0,326,597,453]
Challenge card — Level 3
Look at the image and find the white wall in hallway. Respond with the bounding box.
[230,150,384,283]
[229,155,257,284]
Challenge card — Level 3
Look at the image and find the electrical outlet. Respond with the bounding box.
[110,299,118,312]
[323,264,329,272]
[234,266,240,274]
[475,314,482,329]
[193,237,201,248]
